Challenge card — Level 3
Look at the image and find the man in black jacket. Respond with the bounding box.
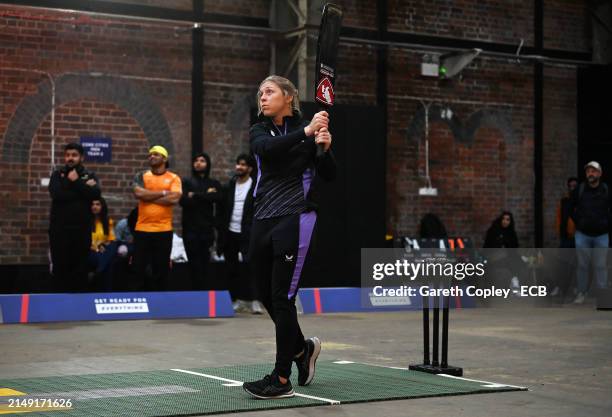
[48,143,101,292]
[179,153,222,290]
[570,161,611,303]
[218,154,261,313]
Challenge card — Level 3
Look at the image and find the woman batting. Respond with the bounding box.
[243,75,336,399]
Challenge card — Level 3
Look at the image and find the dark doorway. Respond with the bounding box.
[577,64,612,183]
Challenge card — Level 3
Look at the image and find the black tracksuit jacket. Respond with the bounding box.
[48,164,101,230]
[249,112,336,218]
[179,154,223,238]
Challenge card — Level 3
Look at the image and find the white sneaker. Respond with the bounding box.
[510,276,520,296]
[251,300,264,315]
[233,300,249,313]
[573,293,585,304]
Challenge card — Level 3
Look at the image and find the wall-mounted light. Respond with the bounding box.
[439,48,482,78]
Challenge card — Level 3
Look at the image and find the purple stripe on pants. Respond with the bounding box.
[288,211,317,299]
[302,168,313,197]
[253,154,262,197]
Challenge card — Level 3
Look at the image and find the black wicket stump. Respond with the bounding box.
[410,283,463,376]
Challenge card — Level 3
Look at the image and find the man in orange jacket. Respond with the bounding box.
[132,145,182,291]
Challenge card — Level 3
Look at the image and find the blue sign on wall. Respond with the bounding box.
[80,137,112,163]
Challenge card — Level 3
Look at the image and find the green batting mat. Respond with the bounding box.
[0,360,526,416]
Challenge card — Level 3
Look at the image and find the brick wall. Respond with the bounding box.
[0,4,268,264]
[542,66,579,247]
[203,0,269,17]
[385,49,535,245]
[335,0,377,29]
[331,0,585,247]
[202,29,270,178]
[22,100,150,263]
[544,0,590,51]
[388,0,533,45]
[96,0,192,10]
[0,1,591,264]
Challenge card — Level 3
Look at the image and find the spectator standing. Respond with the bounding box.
[179,153,223,290]
[556,177,578,248]
[218,154,263,313]
[550,177,578,297]
[570,161,611,304]
[48,143,101,292]
[132,146,182,290]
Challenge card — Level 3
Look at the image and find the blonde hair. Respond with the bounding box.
[257,75,301,116]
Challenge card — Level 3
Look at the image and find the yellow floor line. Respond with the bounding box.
[0,389,26,397]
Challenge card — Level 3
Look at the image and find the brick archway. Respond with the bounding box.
[406,105,519,146]
[394,105,526,240]
[2,73,174,162]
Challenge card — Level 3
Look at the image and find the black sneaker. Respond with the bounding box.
[294,336,321,386]
[243,373,294,399]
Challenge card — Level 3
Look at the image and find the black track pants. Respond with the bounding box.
[249,212,317,378]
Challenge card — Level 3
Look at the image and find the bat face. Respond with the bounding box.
[315,3,343,108]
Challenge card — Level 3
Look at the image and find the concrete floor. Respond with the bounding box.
[1,304,611,417]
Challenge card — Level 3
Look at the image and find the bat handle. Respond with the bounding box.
[316,143,325,158]
[315,105,328,158]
